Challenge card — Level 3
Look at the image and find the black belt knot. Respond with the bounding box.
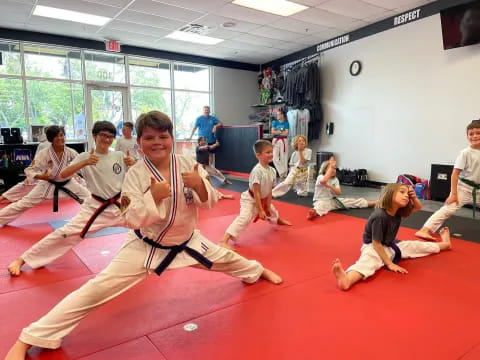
[48,179,82,212]
[134,229,213,276]
[79,193,121,238]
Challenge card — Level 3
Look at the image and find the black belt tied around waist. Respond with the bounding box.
[48,179,83,212]
[459,178,480,218]
[79,193,121,238]
[390,241,402,265]
[134,229,213,276]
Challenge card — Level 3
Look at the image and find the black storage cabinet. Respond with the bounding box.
[430,164,454,201]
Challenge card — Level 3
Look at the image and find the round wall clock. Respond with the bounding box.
[349,60,362,76]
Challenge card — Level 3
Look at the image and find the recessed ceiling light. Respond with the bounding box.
[222,22,236,28]
[232,0,308,16]
[166,31,224,45]
[33,5,111,26]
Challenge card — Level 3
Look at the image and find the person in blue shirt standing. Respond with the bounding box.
[189,105,222,146]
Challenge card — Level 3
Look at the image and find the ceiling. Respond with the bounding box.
[0,0,436,65]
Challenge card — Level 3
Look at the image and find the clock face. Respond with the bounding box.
[350,60,361,76]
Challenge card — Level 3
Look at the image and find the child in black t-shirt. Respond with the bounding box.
[332,183,452,291]
[196,136,231,185]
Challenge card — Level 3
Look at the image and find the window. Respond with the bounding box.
[26,80,79,139]
[0,78,25,134]
[85,51,126,83]
[24,45,82,80]
[129,58,170,88]
[0,42,21,76]
[131,88,172,121]
[173,63,211,140]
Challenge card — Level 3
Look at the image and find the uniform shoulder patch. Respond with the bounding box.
[120,196,131,212]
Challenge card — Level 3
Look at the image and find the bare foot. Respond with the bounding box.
[5,340,31,360]
[7,258,25,276]
[220,194,235,200]
[332,259,350,291]
[415,229,436,241]
[261,268,283,284]
[439,227,452,250]
[277,217,291,226]
[307,208,317,220]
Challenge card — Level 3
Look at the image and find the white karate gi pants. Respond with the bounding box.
[225,191,279,239]
[347,241,440,278]
[423,182,479,233]
[272,167,309,197]
[272,138,288,178]
[19,235,263,349]
[203,164,226,183]
[313,197,368,217]
[21,197,124,269]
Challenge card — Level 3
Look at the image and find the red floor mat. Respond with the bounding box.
[77,337,166,360]
[148,271,480,360]
[72,233,125,274]
[0,223,91,294]
[0,198,82,226]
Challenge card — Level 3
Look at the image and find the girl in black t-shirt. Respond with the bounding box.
[332,183,452,291]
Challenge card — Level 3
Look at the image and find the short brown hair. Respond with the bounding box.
[136,111,173,138]
[253,139,272,154]
[376,183,414,218]
[467,119,480,133]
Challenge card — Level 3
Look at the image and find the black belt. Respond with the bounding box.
[48,179,83,212]
[134,229,213,276]
[79,193,121,238]
[390,241,402,264]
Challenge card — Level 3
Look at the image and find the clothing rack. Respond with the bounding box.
[281,53,320,72]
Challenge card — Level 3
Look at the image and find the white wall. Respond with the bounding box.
[213,66,258,126]
[316,14,480,183]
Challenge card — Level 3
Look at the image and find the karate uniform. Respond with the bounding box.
[21,150,127,269]
[115,136,140,159]
[19,154,263,349]
[1,142,65,202]
[272,120,289,178]
[312,175,368,217]
[422,146,480,232]
[0,146,90,226]
[226,163,279,239]
[272,148,312,197]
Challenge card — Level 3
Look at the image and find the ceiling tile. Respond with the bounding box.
[84,0,132,7]
[99,28,161,44]
[268,17,330,35]
[6,0,36,4]
[310,27,345,38]
[213,3,281,25]
[361,9,395,23]
[249,26,304,42]
[0,1,33,23]
[38,0,122,17]
[361,0,427,11]
[105,20,171,37]
[217,39,267,52]
[157,0,230,13]
[271,40,308,51]
[231,33,277,47]
[128,0,204,22]
[194,14,261,33]
[25,17,100,37]
[289,0,329,7]
[154,37,209,51]
[317,0,388,20]
[116,10,186,30]
[292,7,360,30]
[295,34,329,46]
[205,28,246,40]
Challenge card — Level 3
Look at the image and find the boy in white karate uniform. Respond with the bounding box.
[307,156,376,220]
[0,126,90,226]
[5,111,282,360]
[0,138,51,203]
[7,121,136,275]
[415,119,480,240]
[219,140,291,250]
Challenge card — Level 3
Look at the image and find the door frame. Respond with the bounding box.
[84,83,130,148]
